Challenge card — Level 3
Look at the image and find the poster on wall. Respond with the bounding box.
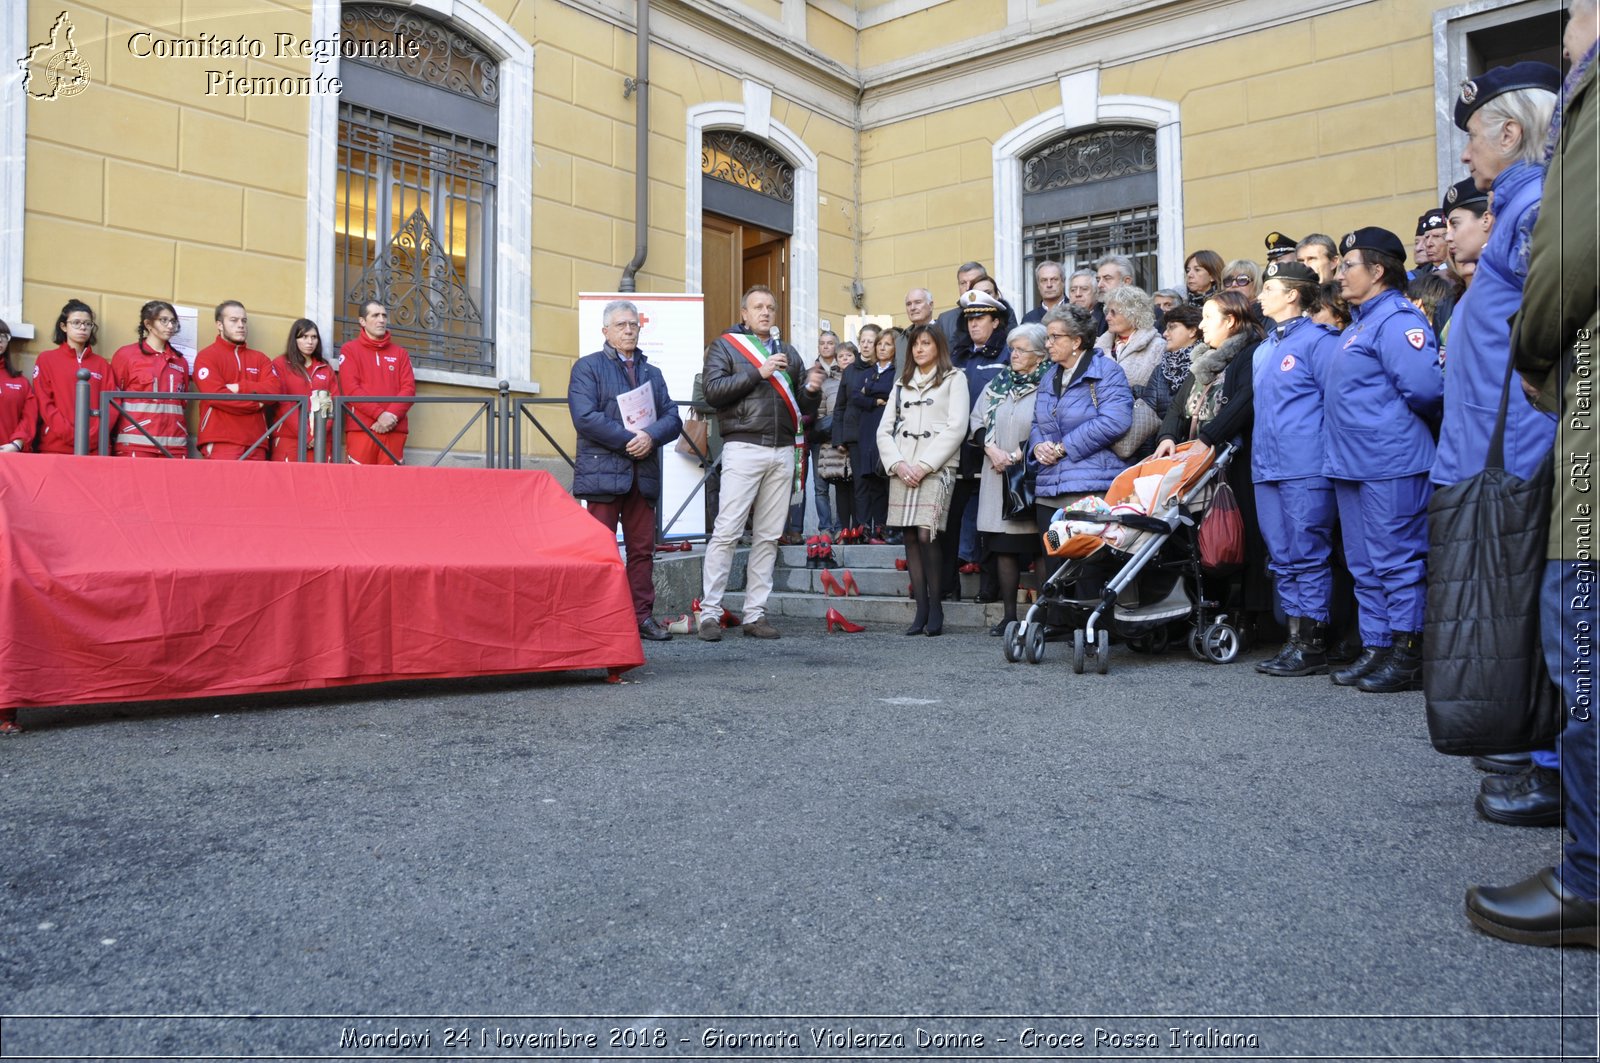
[577,292,709,540]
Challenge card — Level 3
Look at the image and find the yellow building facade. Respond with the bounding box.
[4,0,1564,457]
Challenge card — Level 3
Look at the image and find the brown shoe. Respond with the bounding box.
[697,616,722,642]
[742,618,781,639]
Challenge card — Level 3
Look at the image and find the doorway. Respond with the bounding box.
[701,212,788,350]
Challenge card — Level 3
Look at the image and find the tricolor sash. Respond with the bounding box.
[722,330,806,494]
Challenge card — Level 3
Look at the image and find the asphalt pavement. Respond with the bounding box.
[1,628,1595,1061]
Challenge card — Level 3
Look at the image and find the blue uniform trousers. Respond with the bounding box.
[1256,478,1336,621]
[1331,474,1431,644]
[1546,560,1597,899]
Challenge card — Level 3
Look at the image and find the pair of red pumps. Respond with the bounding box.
[805,533,837,569]
[820,569,860,596]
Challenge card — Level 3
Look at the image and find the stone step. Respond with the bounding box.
[773,565,1038,600]
[720,591,1008,631]
[776,543,908,569]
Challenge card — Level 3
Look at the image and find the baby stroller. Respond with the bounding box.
[1000,439,1243,673]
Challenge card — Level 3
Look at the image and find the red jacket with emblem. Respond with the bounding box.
[337,333,416,434]
[270,354,336,458]
[194,338,280,452]
[0,371,38,451]
[110,341,191,456]
[33,343,110,454]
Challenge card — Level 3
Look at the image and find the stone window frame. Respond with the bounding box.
[684,86,820,363]
[0,5,32,338]
[1432,0,1566,199]
[991,69,1182,313]
[306,0,536,392]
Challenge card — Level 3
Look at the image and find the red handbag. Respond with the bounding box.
[1196,480,1245,572]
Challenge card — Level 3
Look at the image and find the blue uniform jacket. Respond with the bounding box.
[851,363,898,477]
[568,345,683,500]
[957,341,1008,475]
[1431,161,1557,485]
[1322,289,1443,480]
[1251,316,1341,483]
[1029,353,1133,497]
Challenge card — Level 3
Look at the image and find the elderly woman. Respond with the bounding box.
[1030,311,1132,598]
[877,324,970,636]
[1222,258,1262,302]
[1154,289,1271,624]
[970,322,1050,634]
[1097,285,1171,461]
[1184,250,1224,307]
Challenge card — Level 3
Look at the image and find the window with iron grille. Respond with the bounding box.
[1021,127,1159,310]
[335,5,498,375]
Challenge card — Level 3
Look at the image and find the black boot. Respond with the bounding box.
[1263,618,1330,677]
[1358,630,1423,692]
[1256,617,1299,674]
[1331,644,1389,686]
[1327,627,1362,665]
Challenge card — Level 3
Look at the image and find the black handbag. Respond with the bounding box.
[1001,458,1035,521]
[1422,354,1562,756]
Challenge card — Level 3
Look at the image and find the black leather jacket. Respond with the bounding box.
[701,326,820,446]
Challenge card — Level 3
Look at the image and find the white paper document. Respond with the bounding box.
[616,381,656,432]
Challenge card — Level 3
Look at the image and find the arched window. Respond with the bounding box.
[1020,127,1158,309]
[335,3,498,374]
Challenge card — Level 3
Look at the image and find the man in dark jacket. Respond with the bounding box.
[568,299,684,642]
[697,285,824,641]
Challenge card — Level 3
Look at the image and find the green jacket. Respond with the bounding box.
[1511,57,1599,561]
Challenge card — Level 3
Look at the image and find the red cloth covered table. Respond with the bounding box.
[0,455,643,709]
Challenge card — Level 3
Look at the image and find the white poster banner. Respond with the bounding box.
[577,292,708,539]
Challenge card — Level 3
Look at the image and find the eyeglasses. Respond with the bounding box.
[65,319,93,329]
[0,334,9,343]
[1045,331,1071,342]
[1224,275,1253,287]
[153,316,178,327]
[1336,258,1365,274]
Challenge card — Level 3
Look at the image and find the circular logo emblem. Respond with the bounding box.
[1461,79,1478,104]
[1265,262,1280,278]
[1280,354,1296,372]
[197,367,210,380]
[1343,233,1357,251]
[1446,185,1458,205]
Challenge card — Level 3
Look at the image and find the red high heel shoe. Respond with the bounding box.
[895,557,908,571]
[819,570,846,596]
[825,607,865,633]
[959,562,981,575]
[0,708,20,734]
[837,569,861,596]
[805,536,821,569]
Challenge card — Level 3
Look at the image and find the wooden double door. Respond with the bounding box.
[702,212,788,351]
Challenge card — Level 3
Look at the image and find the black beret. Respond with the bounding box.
[1262,260,1318,285]
[1264,231,1298,256]
[1443,177,1489,214]
[1454,61,1562,131]
[1416,210,1446,235]
[1341,227,1406,261]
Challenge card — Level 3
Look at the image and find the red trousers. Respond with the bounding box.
[586,481,657,622]
[345,431,406,465]
[202,443,266,461]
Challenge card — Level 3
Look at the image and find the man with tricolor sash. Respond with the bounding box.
[697,285,825,641]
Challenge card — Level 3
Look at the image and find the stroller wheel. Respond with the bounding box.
[1095,628,1110,674]
[1146,626,1171,655]
[1202,622,1242,664]
[1071,629,1086,673]
[1126,634,1149,654]
[1025,623,1047,665]
[1001,621,1024,663]
[1187,625,1209,662]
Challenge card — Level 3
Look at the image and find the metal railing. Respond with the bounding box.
[76,371,719,538]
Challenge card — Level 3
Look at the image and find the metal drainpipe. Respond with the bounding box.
[618,0,650,292]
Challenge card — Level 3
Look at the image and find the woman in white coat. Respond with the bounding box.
[877,323,971,636]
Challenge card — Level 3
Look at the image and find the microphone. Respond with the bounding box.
[768,326,781,355]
